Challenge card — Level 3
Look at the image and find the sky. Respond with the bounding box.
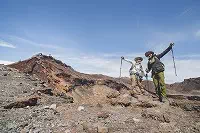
[0,0,200,83]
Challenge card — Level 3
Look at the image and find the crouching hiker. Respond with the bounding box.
[145,43,174,102]
[121,56,145,89]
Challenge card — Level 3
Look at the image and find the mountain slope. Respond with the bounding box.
[1,64,200,133]
[169,77,200,95]
[8,54,131,97]
[1,54,200,132]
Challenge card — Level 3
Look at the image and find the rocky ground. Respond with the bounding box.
[0,64,200,133]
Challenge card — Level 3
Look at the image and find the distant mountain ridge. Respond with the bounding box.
[169,77,200,95]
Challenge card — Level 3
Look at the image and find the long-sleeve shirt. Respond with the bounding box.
[147,45,172,74]
[156,45,173,59]
[123,59,145,77]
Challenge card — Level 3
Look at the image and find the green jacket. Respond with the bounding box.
[147,45,172,75]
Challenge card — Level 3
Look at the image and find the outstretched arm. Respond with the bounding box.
[123,58,133,64]
[157,43,174,59]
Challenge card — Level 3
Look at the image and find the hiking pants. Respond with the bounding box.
[130,74,136,87]
[152,72,166,97]
[130,74,143,89]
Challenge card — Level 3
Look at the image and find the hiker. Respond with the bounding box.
[145,43,174,102]
[121,56,145,89]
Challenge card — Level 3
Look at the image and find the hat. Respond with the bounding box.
[134,57,143,61]
[145,51,154,57]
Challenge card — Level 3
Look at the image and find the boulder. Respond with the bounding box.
[49,104,57,110]
[110,94,132,107]
[98,111,110,119]
[107,90,120,99]
[141,108,170,123]
[78,106,85,111]
[82,123,97,133]
[117,94,132,107]
[4,97,38,109]
[136,101,158,108]
[125,117,141,124]
[98,126,109,133]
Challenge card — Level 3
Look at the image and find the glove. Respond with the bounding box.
[170,43,174,47]
[145,68,149,73]
[121,56,125,60]
[135,72,139,76]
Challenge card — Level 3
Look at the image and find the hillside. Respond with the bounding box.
[8,54,131,96]
[169,77,200,95]
[0,54,199,133]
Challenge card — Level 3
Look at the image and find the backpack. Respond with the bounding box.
[152,56,165,74]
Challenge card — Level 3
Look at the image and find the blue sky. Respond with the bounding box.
[0,0,200,83]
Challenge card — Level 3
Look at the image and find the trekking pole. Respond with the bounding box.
[171,45,177,76]
[119,57,123,81]
[145,74,149,92]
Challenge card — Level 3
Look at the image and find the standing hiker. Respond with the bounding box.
[145,43,175,102]
[121,56,145,89]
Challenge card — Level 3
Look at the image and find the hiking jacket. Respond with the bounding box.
[123,59,145,77]
[147,45,172,75]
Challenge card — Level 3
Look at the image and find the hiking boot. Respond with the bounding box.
[162,97,167,103]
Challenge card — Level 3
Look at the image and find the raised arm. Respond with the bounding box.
[123,58,133,64]
[121,56,133,65]
[157,43,174,59]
